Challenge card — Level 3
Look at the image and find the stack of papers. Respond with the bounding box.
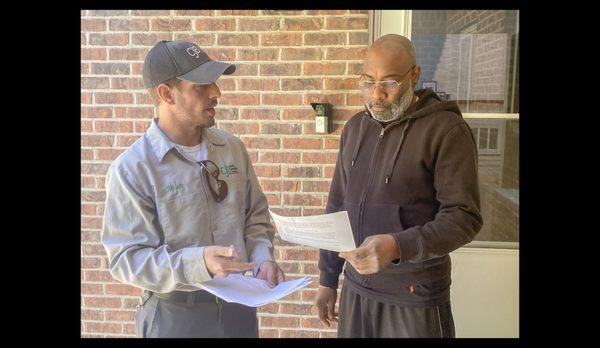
[198,274,311,307]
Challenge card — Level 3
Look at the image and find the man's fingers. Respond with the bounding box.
[267,266,276,288]
[338,251,353,259]
[340,248,368,262]
[277,268,285,284]
[327,302,336,321]
[318,306,330,327]
[326,295,337,322]
[354,246,369,259]
[223,260,254,272]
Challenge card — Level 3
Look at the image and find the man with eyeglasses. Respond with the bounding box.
[101,40,284,338]
[315,34,482,337]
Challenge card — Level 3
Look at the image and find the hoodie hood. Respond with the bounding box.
[390,87,462,121]
[352,88,464,183]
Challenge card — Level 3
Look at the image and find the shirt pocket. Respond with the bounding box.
[156,190,211,249]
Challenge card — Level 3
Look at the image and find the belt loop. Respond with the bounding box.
[187,292,195,306]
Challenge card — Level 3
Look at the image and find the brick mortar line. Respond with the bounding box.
[81,46,366,54]
[257,314,325,319]
[81,147,125,150]
[83,89,363,93]
[81,45,367,50]
[81,112,359,117]
[81,74,362,78]
[82,15,369,19]
[81,133,338,137]
[81,295,139,299]
[82,56,362,64]
[81,321,132,326]
[83,90,362,94]
[81,29,369,34]
[82,10,369,15]
[81,132,143,135]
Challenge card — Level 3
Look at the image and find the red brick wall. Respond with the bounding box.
[81,9,369,338]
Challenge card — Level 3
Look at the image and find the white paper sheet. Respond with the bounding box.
[269,210,356,252]
[198,274,311,307]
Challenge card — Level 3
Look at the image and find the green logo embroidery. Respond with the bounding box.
[220,164,239,177]
[166,183,185,193]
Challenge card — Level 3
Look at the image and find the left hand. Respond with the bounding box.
[255,261,286,288]
[339,234,399,274]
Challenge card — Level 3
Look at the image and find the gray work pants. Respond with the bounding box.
[134,291,258,338]
[337,283,455,338]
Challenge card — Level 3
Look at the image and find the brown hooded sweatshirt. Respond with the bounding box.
[319,88,483,307]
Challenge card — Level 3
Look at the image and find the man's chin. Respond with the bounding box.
[197,118,215,128]
[370,111,395,122]
[373,116,394,122]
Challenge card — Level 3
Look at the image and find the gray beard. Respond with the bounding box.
[366,86,414,123]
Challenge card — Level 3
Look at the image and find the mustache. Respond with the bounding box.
[368,100,392,108]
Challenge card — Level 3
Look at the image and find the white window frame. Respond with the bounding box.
[370,10,519,250]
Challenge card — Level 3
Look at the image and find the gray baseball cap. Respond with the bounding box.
[142,40,236,88]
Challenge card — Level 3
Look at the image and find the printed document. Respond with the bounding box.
[269,210,356,252]
[198,274,311,307]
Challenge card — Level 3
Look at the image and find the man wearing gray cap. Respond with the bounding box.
[101,40,285,338]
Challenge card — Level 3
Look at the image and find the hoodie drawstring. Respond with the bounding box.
[350,113,369,167]
[385,118,413,184]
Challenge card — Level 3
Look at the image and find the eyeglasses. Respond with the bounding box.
[198,160,228,202]
[357,65,415,94]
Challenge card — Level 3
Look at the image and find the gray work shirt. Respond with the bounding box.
[101,118,275,293]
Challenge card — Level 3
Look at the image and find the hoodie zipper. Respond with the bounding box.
[355,124,384,286]
[355,118,408,287]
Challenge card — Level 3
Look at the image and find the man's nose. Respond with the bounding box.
[209,82,222,99]
[371,84,387,100]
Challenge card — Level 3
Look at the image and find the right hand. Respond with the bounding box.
[315,286,338,327]
[203,245,254,278]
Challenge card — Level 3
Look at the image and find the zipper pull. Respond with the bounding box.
[409,285,414,295]
[379,128,385,139]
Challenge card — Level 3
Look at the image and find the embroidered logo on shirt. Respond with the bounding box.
[220,164,239,177]
[166,183,184,193]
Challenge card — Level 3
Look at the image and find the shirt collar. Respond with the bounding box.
[146,118,226,162]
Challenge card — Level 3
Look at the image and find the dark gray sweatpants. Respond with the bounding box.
[134,292,258,338]
[337,284,455,338]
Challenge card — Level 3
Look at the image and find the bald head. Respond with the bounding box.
[361,34,419,89]
[367,34,416,67]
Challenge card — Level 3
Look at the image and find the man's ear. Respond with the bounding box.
[411,64,421,88]
[156,83,176,105]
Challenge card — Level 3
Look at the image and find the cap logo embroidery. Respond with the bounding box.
[186,46,202,58]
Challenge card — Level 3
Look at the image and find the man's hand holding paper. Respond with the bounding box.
[256,260,286,288]
[338,234,400,274]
